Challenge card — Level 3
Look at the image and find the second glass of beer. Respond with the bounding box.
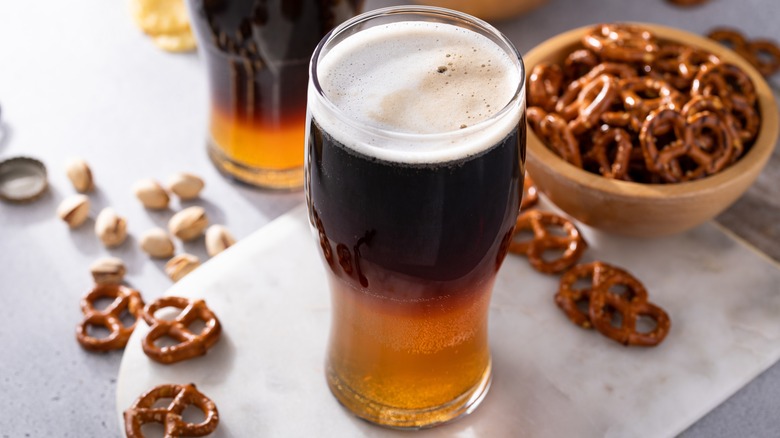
[187,0,363,189]
[305,6,526,429]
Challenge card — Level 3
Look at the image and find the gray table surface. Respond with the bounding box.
[1,0,778,436]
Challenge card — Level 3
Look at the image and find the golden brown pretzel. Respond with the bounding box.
[124,383,219,438]
[589,271,671,346]
[619,76,685,119]
[76,284,144,351]
[529,64,564,112]
[741,40,780,77]
[564,49,600,81]
[141,296,222,364]
[556,262,671,346]
[692,62,757,107]
[554,262,622,329]
[708,28,780,77]
[521,174,539,210]
[528,107,583,168]
[667,0,710,6]
[640,106,737,182]
[555,63,636,121]
[691,63,760,143]
[652,43,720,89]
[568,74,619,135]
[681,95,742,159]
[587,127,634,180]
[509,210,587,274]
[582,24,658,63]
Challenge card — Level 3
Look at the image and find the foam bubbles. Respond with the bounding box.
[310,21,524,164]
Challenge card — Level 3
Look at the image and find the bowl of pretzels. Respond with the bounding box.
[524,22,779,237]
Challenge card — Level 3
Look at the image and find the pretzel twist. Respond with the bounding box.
[589,272,671,346]
[582,24,658,63]
[141,296,222,364]
[76,284,144,351]
[521,174,539,210]
[568,74,619,135]
[708,28,780,77]
[554,262,622,329]
[509,210,587,274]
[555,262,671,346]
[529,64,564,112]
[587,127,634,180]
[124,383,219,438]
[527,107,583,167]
[564,49,600,81]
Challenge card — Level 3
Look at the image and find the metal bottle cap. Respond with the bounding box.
[0,156,49,203]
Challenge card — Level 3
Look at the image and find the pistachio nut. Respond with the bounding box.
[168,206,208,241]
[205,224,236,257]
[165,253,200,282]
[167,172,204,200]
[65,158,94,193]
[133,178,169,210]
[139,228,175,258]
[90,257,126,284]
[95,207,128,247]
[57,194,90,228]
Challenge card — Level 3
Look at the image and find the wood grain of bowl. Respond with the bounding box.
[524,23,779,237]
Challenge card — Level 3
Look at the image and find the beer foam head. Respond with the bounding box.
[310,20,524,163]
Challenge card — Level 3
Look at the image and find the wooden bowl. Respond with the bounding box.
[524,23,779,237]
[414,0,548,21]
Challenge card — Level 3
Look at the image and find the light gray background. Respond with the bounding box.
[0,0,778,436]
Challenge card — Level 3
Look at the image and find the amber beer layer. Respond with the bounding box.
[306,8,525,429]
[187,0,363,189]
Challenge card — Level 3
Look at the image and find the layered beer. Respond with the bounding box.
[306,11,525,428]
[187,0,363,188]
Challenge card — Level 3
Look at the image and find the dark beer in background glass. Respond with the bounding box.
[187,0,363,189]
[306,7,526,429]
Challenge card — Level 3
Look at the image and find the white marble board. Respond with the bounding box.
[116,201,780,437]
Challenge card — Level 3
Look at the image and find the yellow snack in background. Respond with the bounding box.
[130,0,196,52]
[152,27,197,52]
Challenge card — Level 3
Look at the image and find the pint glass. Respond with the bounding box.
[305,6,525,428]
[187,0,363,189]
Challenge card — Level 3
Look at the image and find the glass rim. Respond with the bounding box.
[308,5,526,143]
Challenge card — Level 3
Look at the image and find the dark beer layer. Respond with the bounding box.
[190,0,363,119]
[308,118,524,293]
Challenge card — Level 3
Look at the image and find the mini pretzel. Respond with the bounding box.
[141,296,222,364]
[521,174,539,210]
[667,0,710,6]
[691,64,760,143]
[587,127,634,180]
[529,64,563,112]
[708,28,780,77]
[620,77,685,119]
[124,383,219,437]
[652,43,720,89]
[568,74,619,135]
[582,24,658,63]
[555,63,635,121]
[555,262,670,346]
[564,49,599,81]
[692,62,757,107]
[589,271,671,346]
[76,284,144,351]
[527,107,583,167]
[741,40,780,77]
[640,107,735,182]
[554,262,627,329]
[509,210,587,274]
